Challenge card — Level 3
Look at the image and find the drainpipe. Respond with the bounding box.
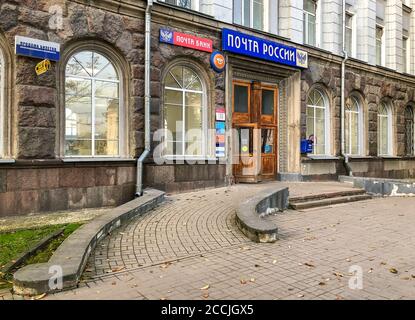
[341,0,352,176]
[136,0,153,196]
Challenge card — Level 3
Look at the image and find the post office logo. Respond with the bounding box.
[210,51,226,73]
[296,49,308,68]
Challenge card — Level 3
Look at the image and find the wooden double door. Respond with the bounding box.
[232,80,278,183]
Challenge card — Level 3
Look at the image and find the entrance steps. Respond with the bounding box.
[289,189,372,210]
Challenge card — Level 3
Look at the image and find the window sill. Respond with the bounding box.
[0,159,15,164]
[378,156,401,159]
[345,155,374,159]
[162,156,219,162]
[62,157,135,163]
[306,155,340,160]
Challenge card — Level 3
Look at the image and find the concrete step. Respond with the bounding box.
[289,189,366,204]
[289,194,372,210]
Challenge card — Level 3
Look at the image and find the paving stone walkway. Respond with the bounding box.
[3,182,415,300]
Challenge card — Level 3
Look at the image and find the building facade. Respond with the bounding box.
[0,0,414,216]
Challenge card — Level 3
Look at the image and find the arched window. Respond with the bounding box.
[306,88,329,155]
[163,65,206,157]
[378,102,392,156]
[405,106,414,156]
[64,51,120,157]
[345,96,362,155]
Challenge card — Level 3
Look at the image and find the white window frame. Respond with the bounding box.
[233,0,268,32]
[377,102,393,156]
[64,51,123,158]
[306,88,331,156]
[403,35,410,73]
[345,96,363,155]
[162,65,210,160]
[345,12,356,58]
[376,24,386,66]
[303,0,319,47]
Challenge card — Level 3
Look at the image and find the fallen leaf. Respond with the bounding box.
[272,260,277,264]
[111,281,116,285]
[333,272,344,278]
[34,293,47,300]
[411,275,415,279]
[401,277,410,280]
[380,262,387,265]
[250,278,256,283]
[346,258,351,262]
[389,268,398,274]
[202,293,209,299]
[160,262,172,269]
[304,262,315,268]
[160,297,167,300]
[240,279,247,285]
[318,282,326,286]
[111,266,125,273]
[200,284,210,290]
[254,264,261,268]
[297,294,304,298]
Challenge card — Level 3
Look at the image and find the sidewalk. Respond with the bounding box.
[4,181,415,300]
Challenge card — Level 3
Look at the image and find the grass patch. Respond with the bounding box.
[25,223,81,265]
[0,223,82,290]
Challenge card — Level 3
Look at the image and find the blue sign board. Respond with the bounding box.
[222,28,308,69]
[15,36,60,61]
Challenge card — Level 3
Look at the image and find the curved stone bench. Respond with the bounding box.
[13,189,165,296]
[235,187,289,243]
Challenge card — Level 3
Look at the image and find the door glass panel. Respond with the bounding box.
[261,129,274,154]
[238,127,253,155]
[262,89,274,115]
[234,85,249,113]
